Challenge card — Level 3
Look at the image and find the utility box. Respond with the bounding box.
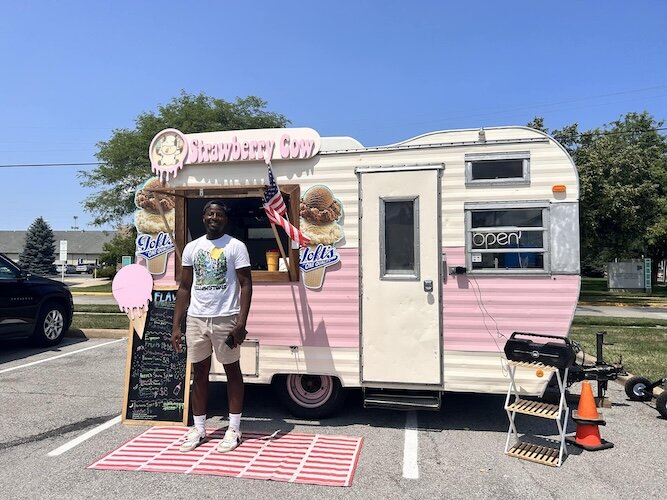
[607,260,646,291]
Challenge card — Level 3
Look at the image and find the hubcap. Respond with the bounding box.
[287,375,333,408]
[43,310,64,340]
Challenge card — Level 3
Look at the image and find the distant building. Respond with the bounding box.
[0,230,117,265]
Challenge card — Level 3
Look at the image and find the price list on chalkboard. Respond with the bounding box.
[122,289,190,425]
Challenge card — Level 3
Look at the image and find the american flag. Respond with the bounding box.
[264,165,287,215]
[263,165,310,246]
[265,206,311,246]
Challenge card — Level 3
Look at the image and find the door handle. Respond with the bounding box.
[423,280,433,292]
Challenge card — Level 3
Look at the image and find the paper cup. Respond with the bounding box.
[266,250,280,272]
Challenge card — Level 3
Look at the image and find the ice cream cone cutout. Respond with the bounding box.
[299,185,345,290]
[566,381,614,451]
[134,177,176,276]
[112,264,154,339]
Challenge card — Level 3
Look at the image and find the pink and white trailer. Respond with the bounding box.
[141,125,580,417]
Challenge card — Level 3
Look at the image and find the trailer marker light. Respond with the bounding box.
[552,184,566,193]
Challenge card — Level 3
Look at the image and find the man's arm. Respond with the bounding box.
[229,266,252,347]
[171,266,193,353]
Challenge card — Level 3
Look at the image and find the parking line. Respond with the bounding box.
[47,415,121,456]
[403,410,419,479]
[0,339,124,375]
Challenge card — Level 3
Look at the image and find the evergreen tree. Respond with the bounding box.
[20,217,56,275]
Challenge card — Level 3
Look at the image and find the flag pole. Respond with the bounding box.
[270,222,294,280]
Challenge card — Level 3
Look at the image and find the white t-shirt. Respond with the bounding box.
[181,234,251,317]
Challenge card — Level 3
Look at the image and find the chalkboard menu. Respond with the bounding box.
[122,288,191,425]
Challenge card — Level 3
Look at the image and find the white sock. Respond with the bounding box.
[194,414,207,434]
[229,413,241,432]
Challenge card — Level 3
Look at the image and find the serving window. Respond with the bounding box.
[464,202,550,274]
[173,186,301,283]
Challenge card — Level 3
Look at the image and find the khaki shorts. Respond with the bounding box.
[185,315,241,365]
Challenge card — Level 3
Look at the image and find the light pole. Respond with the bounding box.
[72,216,79,230]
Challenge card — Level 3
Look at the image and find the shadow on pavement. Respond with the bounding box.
[0,333,89,366]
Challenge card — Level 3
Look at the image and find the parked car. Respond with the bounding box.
[75,263,97,274]
[0,253,73,346]
[56,264,77,274]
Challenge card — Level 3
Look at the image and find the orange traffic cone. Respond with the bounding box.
[566,381,614,451]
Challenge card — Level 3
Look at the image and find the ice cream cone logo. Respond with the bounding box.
[299,244,340,289]
[299,185,345,290]
[134,177,176,277]
[149,128,188,182]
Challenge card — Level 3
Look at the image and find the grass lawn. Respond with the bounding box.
[71,282,113,293]
[72,313,129,330]
[579,278,667,306]
[72,303,128,329]
[571,316,667,382]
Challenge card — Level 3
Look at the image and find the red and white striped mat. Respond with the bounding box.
[88,426,363,487]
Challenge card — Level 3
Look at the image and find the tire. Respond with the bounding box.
[273,374,346,419]
[624,376,653,401]
[656,391,667,419]
[32,302,68,347]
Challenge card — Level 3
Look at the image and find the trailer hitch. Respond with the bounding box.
[567,331,626,402]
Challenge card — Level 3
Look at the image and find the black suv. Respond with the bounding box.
[0,253,73,346]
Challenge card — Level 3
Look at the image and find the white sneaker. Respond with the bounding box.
[179,427,206,452]
[216,428,242,453]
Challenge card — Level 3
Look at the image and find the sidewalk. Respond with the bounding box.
[576,305,667,319]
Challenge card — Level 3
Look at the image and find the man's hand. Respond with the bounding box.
[228,323,247,348]
[171,329,183,353]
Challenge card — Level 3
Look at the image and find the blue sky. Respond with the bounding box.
[1,1,666,231]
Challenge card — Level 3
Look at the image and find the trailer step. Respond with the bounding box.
[506,441,561,467]
[505,398,561,419]
[363,390,441,410]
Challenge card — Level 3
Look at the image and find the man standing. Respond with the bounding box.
[171,200,252,453]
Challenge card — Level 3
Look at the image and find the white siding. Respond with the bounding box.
[168,126,578,250]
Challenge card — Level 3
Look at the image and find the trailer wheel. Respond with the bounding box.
[624,376,653,401]
[273,374,345,419]
[656,391,667,419]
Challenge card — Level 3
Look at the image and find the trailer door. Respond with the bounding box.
[358,166,443,387]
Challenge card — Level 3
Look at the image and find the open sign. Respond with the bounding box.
[472,231,522,248]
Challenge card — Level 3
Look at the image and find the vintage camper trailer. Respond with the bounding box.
[136,125,580,417]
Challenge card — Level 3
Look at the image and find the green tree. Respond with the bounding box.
[80,92,289,226]
[98,226,138,267]
[528,112,667,275]
[20,217,56,275]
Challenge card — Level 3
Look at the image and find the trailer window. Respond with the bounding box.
[465,152,530,186]
[178,187,301,283]
[465,204,549,274]
[380,197,419,279]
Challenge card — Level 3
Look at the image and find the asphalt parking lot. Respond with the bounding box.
[0,337,664,499]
